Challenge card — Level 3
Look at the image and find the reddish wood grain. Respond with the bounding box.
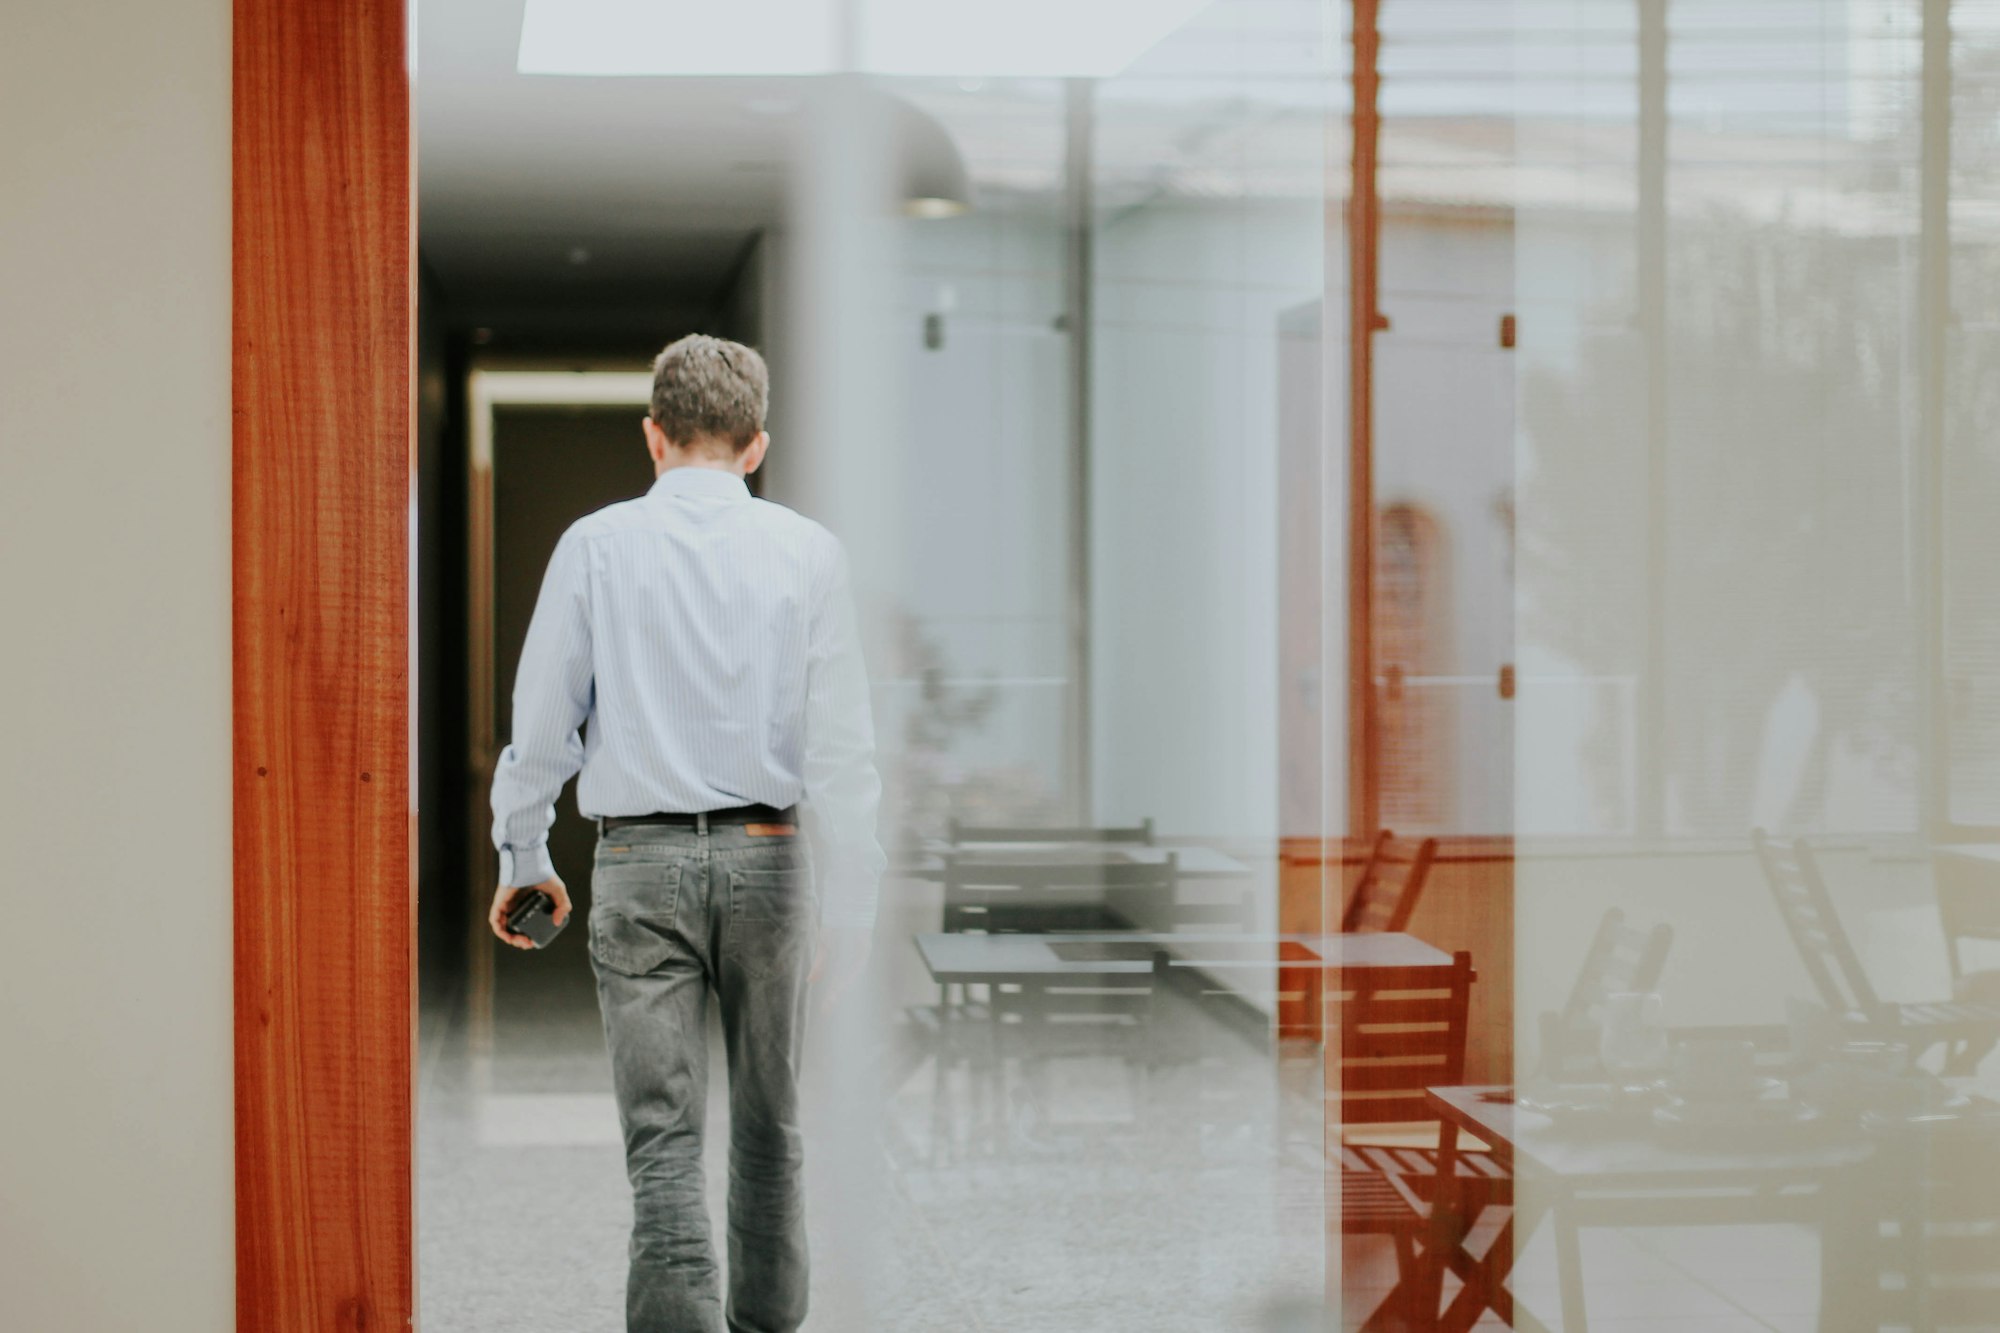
[234,1,413,1327]
[1281,837,1513,1076]
[1402,851,1514,1086]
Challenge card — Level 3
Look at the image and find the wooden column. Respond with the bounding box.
[233,1,414,1327]
[1346,0,1384,842]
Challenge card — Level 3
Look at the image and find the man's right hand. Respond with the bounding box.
[489,875,572,950]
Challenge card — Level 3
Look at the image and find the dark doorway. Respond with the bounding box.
[477,399,657,1020]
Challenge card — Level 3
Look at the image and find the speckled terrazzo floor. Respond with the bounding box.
[418,924,1335,1332]
[417,930,1834,1332]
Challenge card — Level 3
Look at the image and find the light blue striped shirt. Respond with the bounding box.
[490,465,885,927]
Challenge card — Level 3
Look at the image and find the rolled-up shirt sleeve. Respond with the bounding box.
[802,535,886,930]
[490,525,594,888]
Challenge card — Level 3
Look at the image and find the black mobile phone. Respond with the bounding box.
[503,889,567,949]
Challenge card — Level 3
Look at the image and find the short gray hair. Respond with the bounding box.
[649,334,769,452]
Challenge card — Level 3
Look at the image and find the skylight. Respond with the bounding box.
[516,0,1212,79]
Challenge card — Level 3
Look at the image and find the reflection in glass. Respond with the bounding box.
[413,0,2000,1329]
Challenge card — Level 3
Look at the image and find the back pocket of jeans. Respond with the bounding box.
[589,906,682,977]
[729,867,814,977]
[587,864,681,976]
[729,866,811,922]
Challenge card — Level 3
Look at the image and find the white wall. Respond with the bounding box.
[893,210,1072,816]
[1090,197,1323,843]
[766,205,1076,831]
[0,2,234,1327]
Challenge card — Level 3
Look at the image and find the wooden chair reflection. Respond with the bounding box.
[1536,908,1675,1080]
[1855,1114,2000,1331]
[942,852,1179,935]
[989,948,1167,1142]
[1344,830,1439,934]
[915,856,1180,1159]
[1338,952,1512,1331]
[1755,829,2000,1074]
[1175,947,1508,1330]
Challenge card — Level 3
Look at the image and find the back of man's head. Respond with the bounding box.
[650,334,769,457]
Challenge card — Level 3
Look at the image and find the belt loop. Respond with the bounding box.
[697,811,709,836]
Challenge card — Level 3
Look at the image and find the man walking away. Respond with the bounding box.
[486,333,885,1333]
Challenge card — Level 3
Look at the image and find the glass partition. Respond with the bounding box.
[416,2,2000,1328]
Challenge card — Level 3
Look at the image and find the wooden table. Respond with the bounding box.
[901,842,1253,882]
[914,929,1450,985]
[1416,1084,1883,1333]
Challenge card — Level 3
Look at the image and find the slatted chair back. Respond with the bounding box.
[947,816,1155,846]
[1865,1118,2000,1330]
[1538,908,1674,1079]
[1341,830,1438,934]
[990,964,1163,1052]
[1335,951,1476,1127]
[1753,829,1882,1022]
[942,853,1178,935]
[1151,944,1506,1329]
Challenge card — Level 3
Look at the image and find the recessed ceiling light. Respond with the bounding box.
[517,0,1207,78]
[904,197,970,220]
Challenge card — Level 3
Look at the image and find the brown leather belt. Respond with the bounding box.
[601,804,797,833]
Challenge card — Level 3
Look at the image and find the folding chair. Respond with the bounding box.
[1852,1114,2000,1331]
[1336,952,1513,1330]
[1343,830,1439,934]
[941,852,1177,935]
[912,856,1178,1158]
[1536,908,1674,1080]
[984,942,1169,1144]
[1755,829,2000,1074]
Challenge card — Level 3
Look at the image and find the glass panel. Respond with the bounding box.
[1511,0,1647,839]
[1374,0,1529,836]
[1947,1,2000,828]
[873,78,1075,837]
[1509,7,1999,1333]
[1658,0,1921,837]
[1091,1,1334,844]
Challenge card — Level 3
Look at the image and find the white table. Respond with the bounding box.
[914,930,1450,985]
[903,842,1253,882]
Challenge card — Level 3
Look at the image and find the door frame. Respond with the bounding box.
[233,0,415,1325]
[460,371,653,1054]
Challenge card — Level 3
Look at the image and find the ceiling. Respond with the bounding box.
[416,0,1338,343]
[420,0,2000,352]
[419,0,835,339]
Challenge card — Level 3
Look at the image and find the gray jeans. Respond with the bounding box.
[588,821,817,1333]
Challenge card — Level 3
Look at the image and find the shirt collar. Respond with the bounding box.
[649,467,751,502]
